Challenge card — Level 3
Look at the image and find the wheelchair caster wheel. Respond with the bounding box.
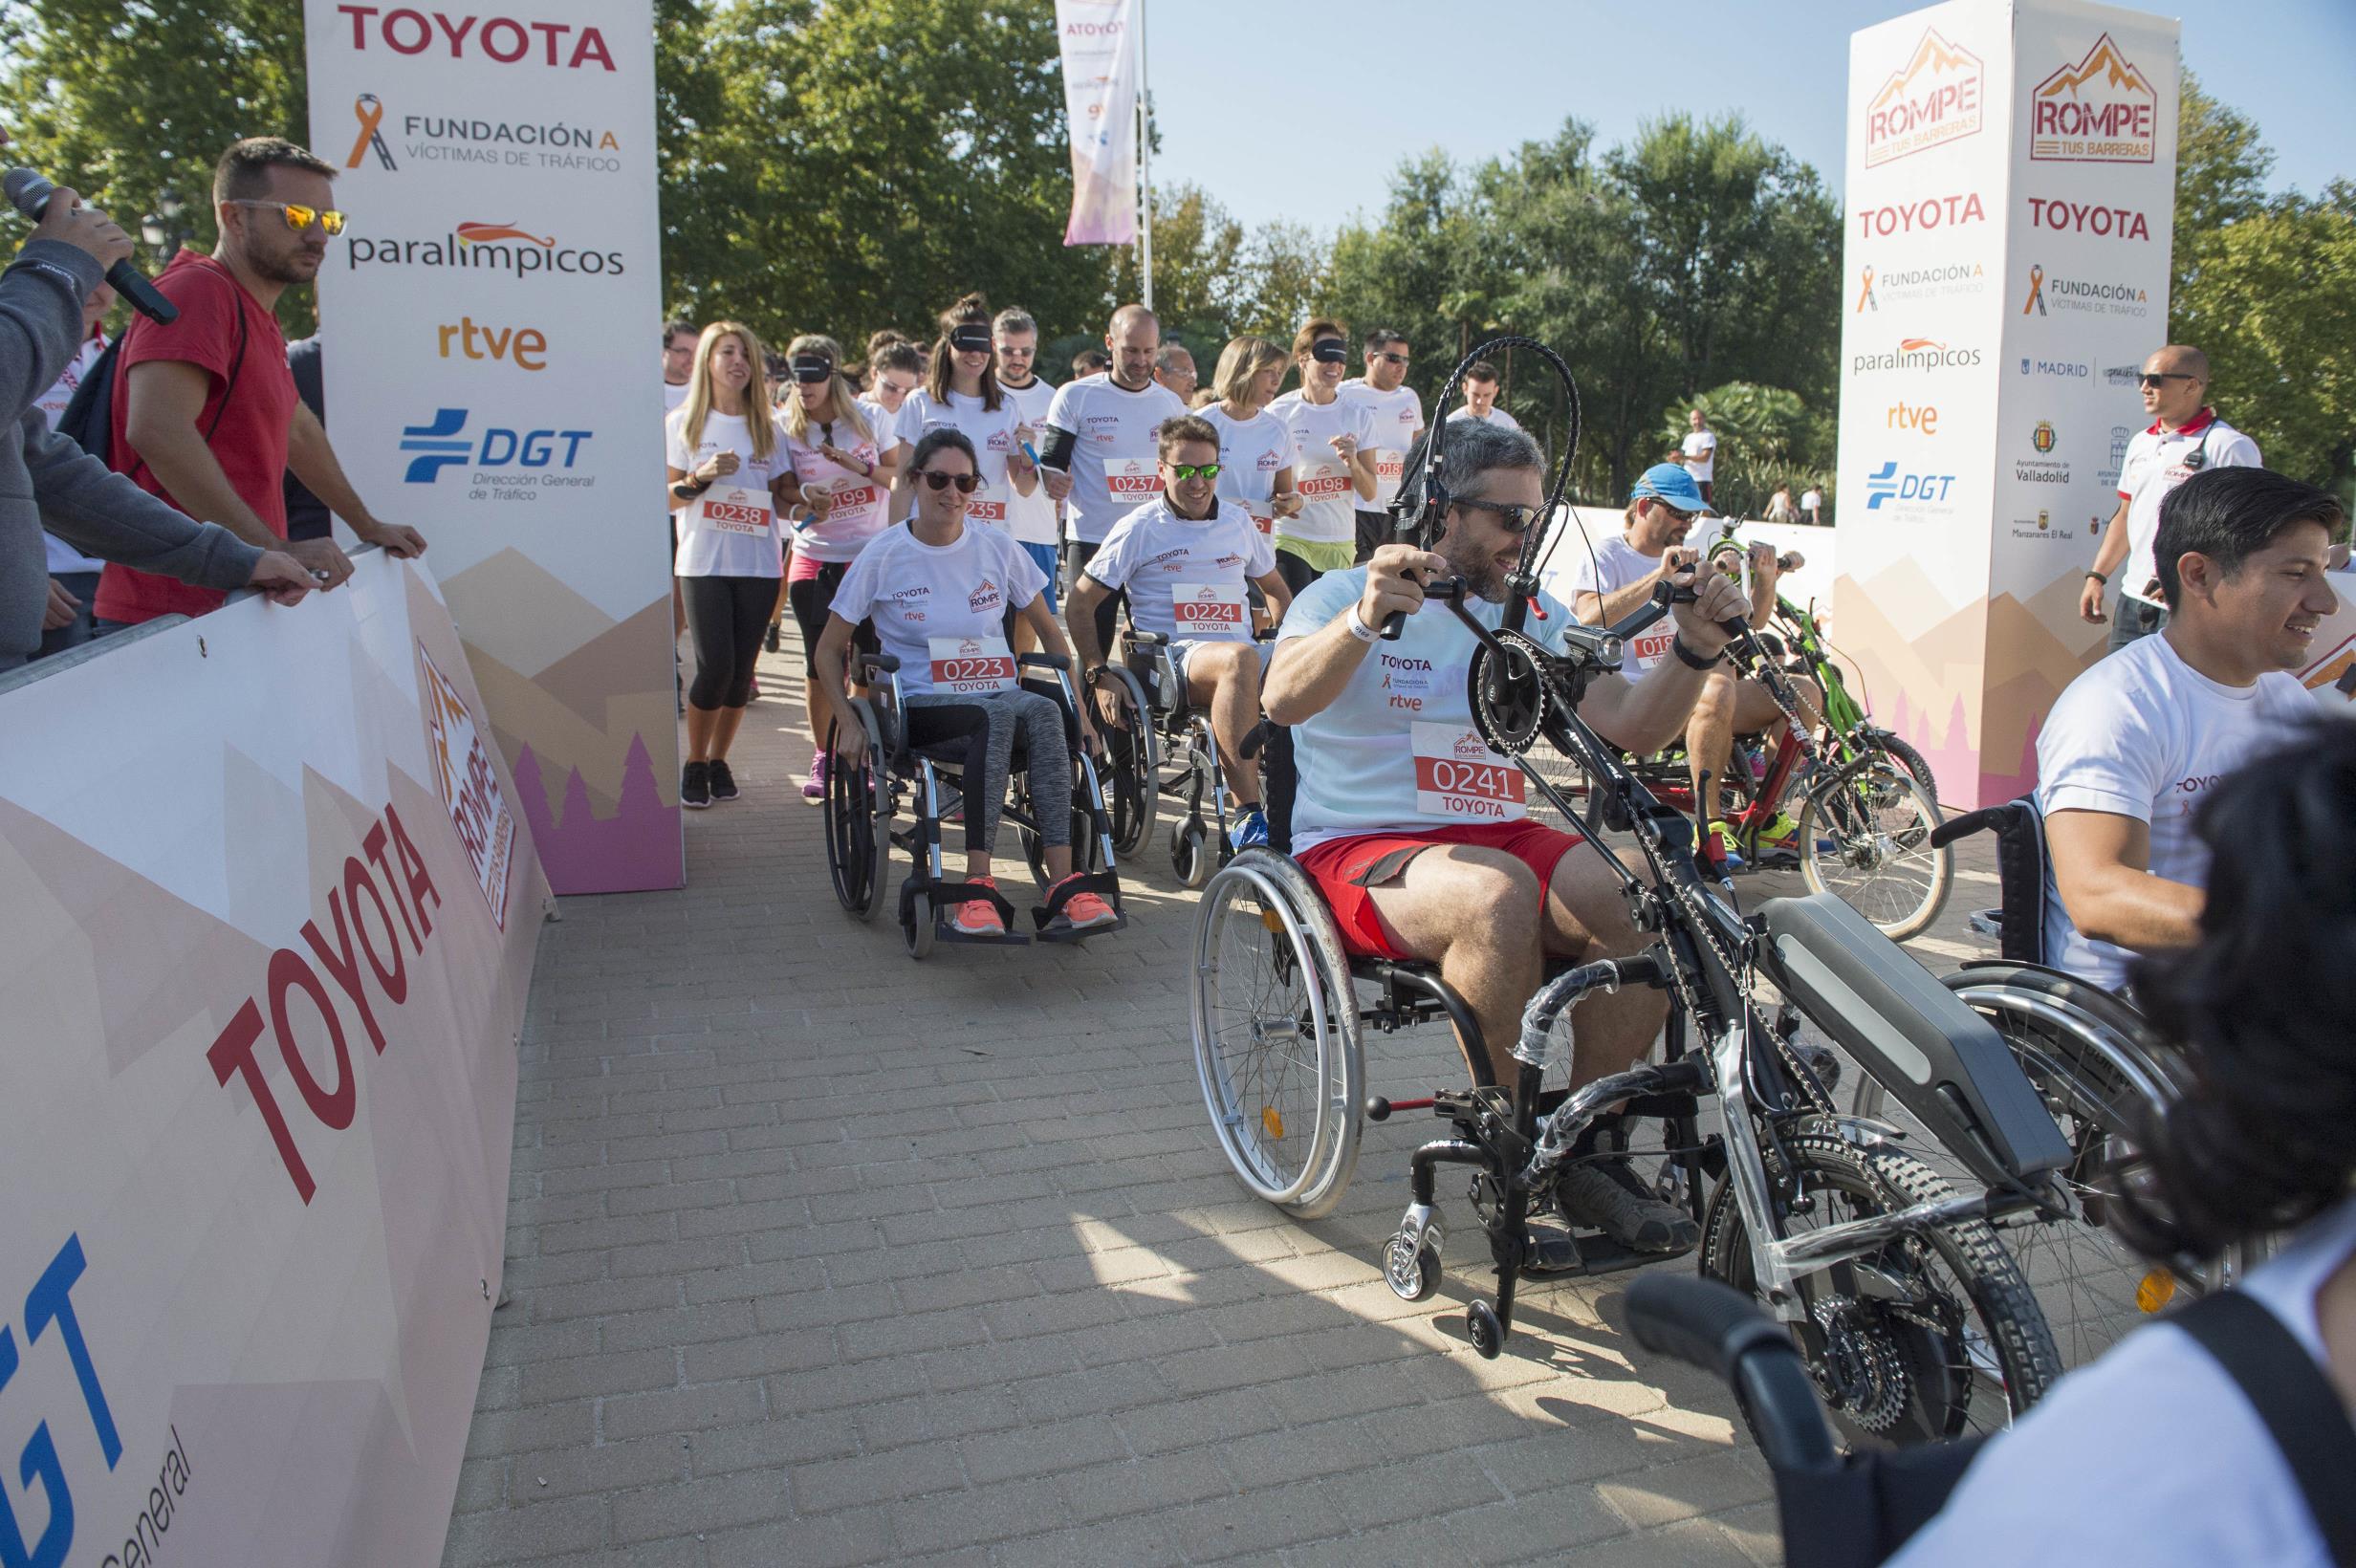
[1384,1235,1442,1303]
[904,891,935,960]
[1172,818,1212,889]
[1466,1298,1504,1359]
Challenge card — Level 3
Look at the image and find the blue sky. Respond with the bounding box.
[1143,0,2353,237]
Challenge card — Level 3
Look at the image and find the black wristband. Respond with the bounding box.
[2084,570,2107,585]
[1670,633,1724,671]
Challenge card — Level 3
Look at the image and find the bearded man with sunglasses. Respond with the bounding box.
[1264,421,1749,1257]
[96,137,425,632]
[2081,344,2260,651]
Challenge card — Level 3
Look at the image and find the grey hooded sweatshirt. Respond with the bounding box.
[1,239,262,671]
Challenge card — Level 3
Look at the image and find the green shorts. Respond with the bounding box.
[1274,535,1357,575]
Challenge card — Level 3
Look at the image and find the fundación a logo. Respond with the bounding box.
[344,92,624,174]
[1864,27,1985,167]
[1854,260,1987,313]
[2028,33,2159,163]
[400,408,596,496]
[2021,262,2150,319]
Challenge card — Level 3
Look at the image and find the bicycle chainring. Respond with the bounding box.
[1466,629,1553,758]
[1810,1295,1913,1436]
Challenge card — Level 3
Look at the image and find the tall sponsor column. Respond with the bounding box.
[306,1,683,893]
[1984,3,2177,796]
[1834,4,2014,808]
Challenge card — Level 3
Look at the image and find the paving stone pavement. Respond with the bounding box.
[445,630,2005,1567]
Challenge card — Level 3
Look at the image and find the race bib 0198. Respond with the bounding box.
[928,635,1016,695]
[1411,722,1526,822]
[1171,580,1248,635]
[1297,463,1352,501]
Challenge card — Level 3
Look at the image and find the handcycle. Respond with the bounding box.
[1089,621,1275,888]
[821,646,1125,958]
[1190,336,2075,1445]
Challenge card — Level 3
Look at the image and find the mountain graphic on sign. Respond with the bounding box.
[1869,28,1982,112]
[2033,33,2153,102]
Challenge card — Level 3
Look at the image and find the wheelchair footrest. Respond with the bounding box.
[1519,1225,1694,1280]
[907,879,1033,946]
[1030,870,1126,943]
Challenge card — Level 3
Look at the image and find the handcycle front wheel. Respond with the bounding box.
[1799,750,1951,940]
[1700,1117,2062,1447]
[1190,849,1364,1220]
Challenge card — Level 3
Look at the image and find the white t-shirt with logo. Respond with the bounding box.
[2033,632,2310,992]
[827,521,1050,699]
[2117,411,2262,606]
[998,377,1060,547]
[782,404,893,564]
[664,409,789,578]
[1681,428,1717,482]
[1269,390,1378,548]
[1449,404,1524,434]
[894,387,1036,534]
[1338,379,1424,511]
[1041,373,1190,545]
[1083,498,1276,644]
[1565,533,1675,677]
[39,334,108,574]
[1196,403,1294,537]
[1277,567,1581,853]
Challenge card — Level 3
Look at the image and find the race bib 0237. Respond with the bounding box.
[1106,458,1163,499]
[928,635,1016,695]
[1411,722,1527,822]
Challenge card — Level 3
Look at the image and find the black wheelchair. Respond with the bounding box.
[1090,626,1274,888]
[820,647,1125,958]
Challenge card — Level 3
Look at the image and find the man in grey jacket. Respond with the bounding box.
[2,124,311,672]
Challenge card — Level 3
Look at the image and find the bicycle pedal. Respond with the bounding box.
[1519,1227,1586,1277]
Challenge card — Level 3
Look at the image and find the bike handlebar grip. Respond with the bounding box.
[1380,575,1466,642]
[1379,608,1408,641]
[1929,806,2005,852]
[1625,1275,1787,1384]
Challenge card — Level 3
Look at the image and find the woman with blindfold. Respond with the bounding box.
[889,294,1039,540]
[778,333,897,803]
[1267,318,1380,593]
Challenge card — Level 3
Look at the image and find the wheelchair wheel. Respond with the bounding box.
[1701,1117,2061,1445]
[1850,966,2258,1372]
[1190,848,1364,1219]
[822,709,891,922]
[1096,669,1156,857]
[1171,817,1213,889]
[1799,751,1951,940]
[902,886,935,960]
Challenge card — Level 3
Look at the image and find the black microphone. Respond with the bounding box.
[5,168,179,325]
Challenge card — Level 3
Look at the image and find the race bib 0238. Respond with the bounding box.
[700,484,774,536]
[1411,722,1526,822]
[928,635,1016,695]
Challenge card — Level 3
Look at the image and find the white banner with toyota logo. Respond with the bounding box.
[305,0,682,897]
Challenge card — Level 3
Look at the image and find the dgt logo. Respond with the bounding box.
[0,1233,129,1568]
[1864,462,1957,510]
[401,409,591,483]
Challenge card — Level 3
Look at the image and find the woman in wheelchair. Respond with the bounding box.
[1261,416,1750,1252]
[1065,415,1294,853]
[814,428,1118,939]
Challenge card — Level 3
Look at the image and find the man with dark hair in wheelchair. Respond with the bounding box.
[2034,465,2341,995]
[1263,418,1750,1252]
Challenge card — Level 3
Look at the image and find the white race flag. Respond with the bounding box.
[1056,0,1139,246]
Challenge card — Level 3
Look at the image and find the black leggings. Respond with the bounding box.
[787,562,879,677]
[680,574,780,709]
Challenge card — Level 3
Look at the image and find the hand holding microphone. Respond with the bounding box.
[5,168,179,324]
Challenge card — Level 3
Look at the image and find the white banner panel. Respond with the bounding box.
[1056,0,1141,246]
[306,1,682,894]
[0,555,544,1567]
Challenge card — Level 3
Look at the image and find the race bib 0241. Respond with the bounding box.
[1411,722,1526,822]
[928,635,1016,695]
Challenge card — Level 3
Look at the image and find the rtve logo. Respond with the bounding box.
[401,409,591,482]
[437,316,547,371]
[1885,402,1939,436]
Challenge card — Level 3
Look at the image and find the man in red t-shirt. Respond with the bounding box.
[95,137,424,629]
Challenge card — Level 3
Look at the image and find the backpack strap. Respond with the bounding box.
[2175,1290,2356,1566]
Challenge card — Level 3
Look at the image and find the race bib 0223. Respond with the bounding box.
[928,635,1016,695]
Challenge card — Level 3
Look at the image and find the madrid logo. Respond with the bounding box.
[1864,27,1984,167]
[2029,33,2159,163]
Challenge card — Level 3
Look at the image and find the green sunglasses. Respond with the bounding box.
[1166,462,1222,481]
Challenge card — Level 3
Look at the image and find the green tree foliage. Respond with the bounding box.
[1654,382,1822,521]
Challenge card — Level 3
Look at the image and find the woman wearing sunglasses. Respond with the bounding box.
[778,334,897,803]
[814,429,1118,939]
[889,294,1039,535]
[1266,318,1380,593]
[665,322,790,809]
[1195,335,1300,542]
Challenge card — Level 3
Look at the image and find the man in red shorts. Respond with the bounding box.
[1264,418,1746,1252]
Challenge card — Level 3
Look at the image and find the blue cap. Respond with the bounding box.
[1631,462,1711,513]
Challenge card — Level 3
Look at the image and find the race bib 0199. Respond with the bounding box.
[928,635,1016,695]
[1411,722,1526,822]
[1171,580,1248,635]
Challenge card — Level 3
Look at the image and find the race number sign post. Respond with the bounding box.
[1832,0,2179,806]
[306,0,682,893]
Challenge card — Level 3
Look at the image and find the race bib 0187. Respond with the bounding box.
[1626,624,1675,670]
[1171,580,1248,635]
[928,635,1016,695]
[1411,721,1526,822]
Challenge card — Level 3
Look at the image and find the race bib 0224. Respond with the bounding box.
[1171,580,1248,635]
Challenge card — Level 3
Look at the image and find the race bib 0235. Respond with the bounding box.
[1411,722,1527,822]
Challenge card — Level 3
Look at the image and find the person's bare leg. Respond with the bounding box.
[684,705,719,763]
[1361,845,1545,1085]
[804,676,829,749]
[1187,645,1263,807]
[1540,848,1669,1088]
[1686,665,1742,831]
[709,705,747,761]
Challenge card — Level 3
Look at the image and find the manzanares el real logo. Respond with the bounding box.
[401,408,594,492]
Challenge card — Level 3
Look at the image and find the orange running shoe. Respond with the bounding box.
[1046,876,1118,933]
[949,877,1006,937]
